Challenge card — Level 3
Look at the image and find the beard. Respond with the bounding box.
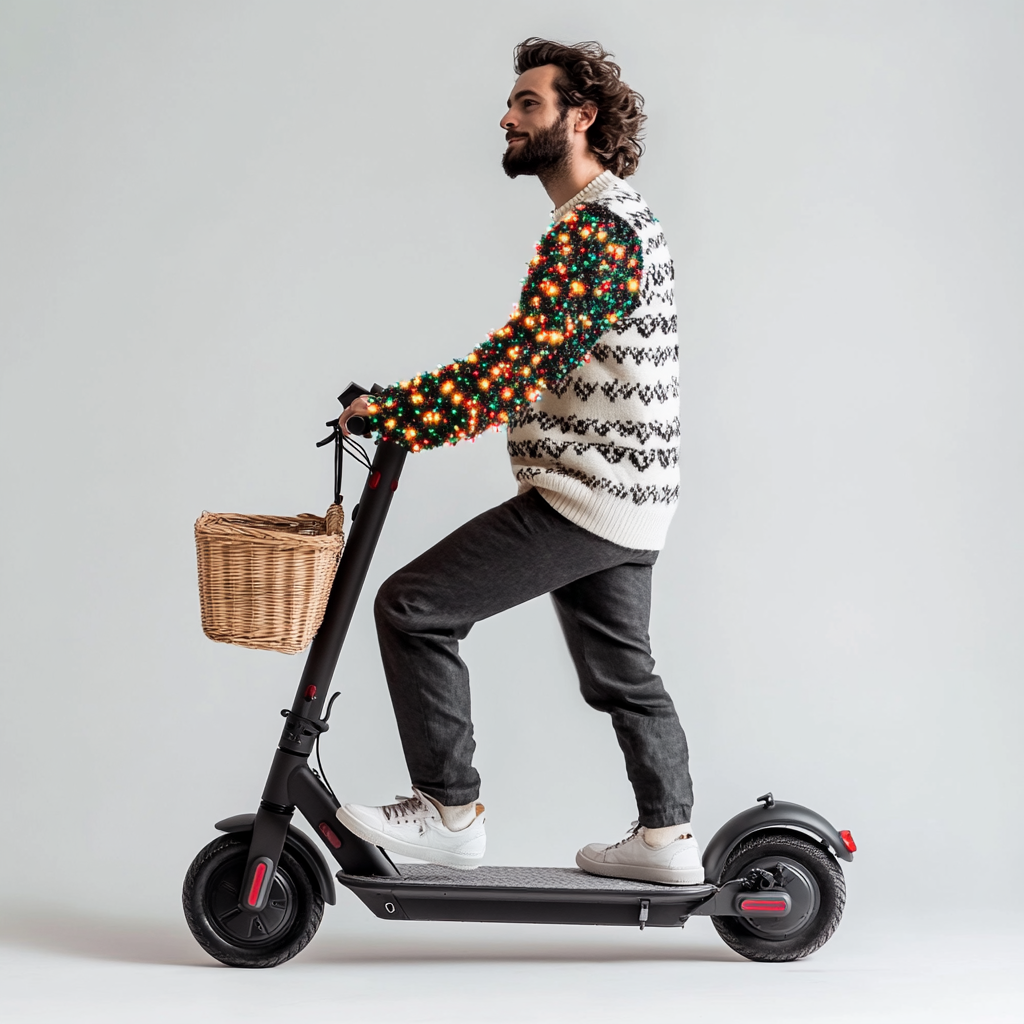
[502,112,571,178]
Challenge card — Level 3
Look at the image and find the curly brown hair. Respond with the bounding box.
[513,37,646,178]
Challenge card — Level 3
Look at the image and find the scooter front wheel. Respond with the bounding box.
[711,832,845,962]
[182,834,324,968]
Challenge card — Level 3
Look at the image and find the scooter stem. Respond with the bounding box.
[285,438,408,740]
[238,437,407,912]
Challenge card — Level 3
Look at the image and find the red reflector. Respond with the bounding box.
[740,899,787,913]
[319,822,343,849]
[248,862,267,906]
[390,478,398,492]
[840,829,857,853]
[304,684,317,701]
[368,471,381,490]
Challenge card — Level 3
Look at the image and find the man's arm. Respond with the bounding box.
[349,203,643,452]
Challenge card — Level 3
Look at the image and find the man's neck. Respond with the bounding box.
[539,153,609,210]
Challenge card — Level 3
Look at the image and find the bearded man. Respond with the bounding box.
[336,38,701,885]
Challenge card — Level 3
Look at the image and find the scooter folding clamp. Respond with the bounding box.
[279,708,329,746]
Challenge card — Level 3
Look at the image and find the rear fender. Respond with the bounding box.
[215,813,336,905]
[702,798,853,885]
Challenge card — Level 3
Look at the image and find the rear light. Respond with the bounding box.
[840,829,857,853]
[739,898,788,914]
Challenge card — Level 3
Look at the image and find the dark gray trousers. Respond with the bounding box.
[373,487,694,828]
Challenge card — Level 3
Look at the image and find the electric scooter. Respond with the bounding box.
[182,383,857,968]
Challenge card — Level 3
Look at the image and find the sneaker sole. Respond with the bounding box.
[336,806,483,870]
[575,850,705,886]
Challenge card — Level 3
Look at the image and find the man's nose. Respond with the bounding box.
[500,111,517,131]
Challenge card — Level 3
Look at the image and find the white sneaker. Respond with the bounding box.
[576,823,705,885]
[336,787,486,870]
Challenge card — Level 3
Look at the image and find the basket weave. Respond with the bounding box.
[195,506,344,654]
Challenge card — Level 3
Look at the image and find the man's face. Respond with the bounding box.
[501,64,572,178]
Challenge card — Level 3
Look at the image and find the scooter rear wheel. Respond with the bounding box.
[711,832,845,962]
[182,834,324,968]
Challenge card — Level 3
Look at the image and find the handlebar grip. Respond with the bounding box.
[346,415,368,436]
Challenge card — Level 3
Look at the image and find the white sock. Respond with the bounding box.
[642,823,693,850]
[422,794,482,832]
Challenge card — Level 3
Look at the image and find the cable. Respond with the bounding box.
[312,692,344,802]
[314,730,337,802]
[343,435,373,470]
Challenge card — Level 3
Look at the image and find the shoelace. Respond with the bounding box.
[609,820,643,849]
[382,794,431,822]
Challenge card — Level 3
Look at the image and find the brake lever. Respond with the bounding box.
[316,418,342,448]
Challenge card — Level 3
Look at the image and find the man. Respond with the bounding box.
[335,38,701,885]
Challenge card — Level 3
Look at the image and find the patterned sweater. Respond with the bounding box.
[366,170,679,550]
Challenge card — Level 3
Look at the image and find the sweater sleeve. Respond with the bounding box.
[364,203,644,452]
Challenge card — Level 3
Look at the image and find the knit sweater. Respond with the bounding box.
[366,170,679,550]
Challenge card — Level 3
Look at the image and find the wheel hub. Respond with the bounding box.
[739,856,819,937]
[208,859,298,946]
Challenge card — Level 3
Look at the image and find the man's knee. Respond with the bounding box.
[579,672,676,717]
[374,570,415,634]
[375,566,446,637]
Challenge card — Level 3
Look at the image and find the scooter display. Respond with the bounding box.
[182,383,856,968]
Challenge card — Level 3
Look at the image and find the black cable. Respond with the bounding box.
[343,435,373,470]
[314,730,336,801]
[312,692,344,802]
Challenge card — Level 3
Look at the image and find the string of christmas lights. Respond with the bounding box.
[364,203,644,452]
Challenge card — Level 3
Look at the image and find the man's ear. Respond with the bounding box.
[573,101,598,133]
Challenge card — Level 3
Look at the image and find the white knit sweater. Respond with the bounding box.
[507,172,679,550]
[367,171,679,551]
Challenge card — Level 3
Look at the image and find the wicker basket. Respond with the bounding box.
[195,505,344,654]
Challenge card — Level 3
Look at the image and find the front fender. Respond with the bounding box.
[215,813,336,905]
[702,798,853,884]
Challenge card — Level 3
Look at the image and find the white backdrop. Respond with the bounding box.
[2,0,1022,933]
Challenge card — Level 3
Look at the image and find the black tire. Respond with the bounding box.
[182,834,324,968]
[711,832,845,963]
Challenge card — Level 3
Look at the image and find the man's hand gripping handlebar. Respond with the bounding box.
[338,395,372,438]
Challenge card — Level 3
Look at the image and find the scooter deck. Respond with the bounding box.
[338,864,717,928]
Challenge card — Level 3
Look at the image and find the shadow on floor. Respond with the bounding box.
[0,908,210,967]
[298,931,742,965]
[0,906,741,967]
